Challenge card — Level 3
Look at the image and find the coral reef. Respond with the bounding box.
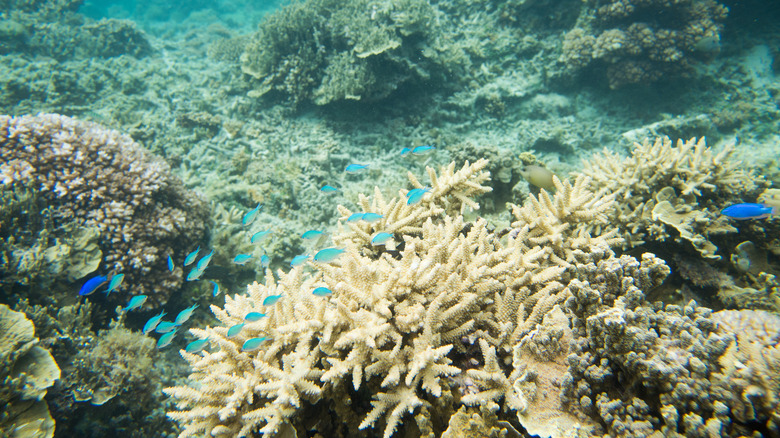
[164,160,619,437]
[0,113,211,306]
[560,0,728,88]
[578,137,764,259]
[0,303,60,438]
[239,0,469,106]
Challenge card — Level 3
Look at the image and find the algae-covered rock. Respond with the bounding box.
[0,304,60,438]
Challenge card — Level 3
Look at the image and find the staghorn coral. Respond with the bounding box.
[0,303,60,438]
[560,0,728,88]
[165,160,623,437]
[0,113,210,306]
[239,0,468,106]
[578,137,764,259]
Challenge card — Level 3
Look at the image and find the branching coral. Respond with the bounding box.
[577,137,764,259]
[0,113,210,306]
[560,0,728,88]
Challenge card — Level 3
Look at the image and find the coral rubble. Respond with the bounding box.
[0,113,210,306]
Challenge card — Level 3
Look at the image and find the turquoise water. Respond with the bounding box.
[1,0,780,437]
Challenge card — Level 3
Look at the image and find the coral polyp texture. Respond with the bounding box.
[239,0,468,106]
[560,0,728,88]
[0,113,210,305]
[578,136,764,259]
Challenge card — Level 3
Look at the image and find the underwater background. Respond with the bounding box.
[1,0,780,437]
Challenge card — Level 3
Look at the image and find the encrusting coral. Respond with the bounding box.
[0,303,60,438]
[0,113,211,306]
[560,0,728,88]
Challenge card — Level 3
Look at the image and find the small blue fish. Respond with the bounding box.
[185,338,209,353]
[290,254,309,267]
[186,265,205,281]
[143,311,167,335]
[227,323,245,338]
[406,187,431,205]
[301,230,325,240]
[312,287,332,297]
[250,230,273,244]
[155,321,178,333]
[260,254,270,268]
[123,295,148,312]
[314,247,345,263]
[263,295,282,306]
[321,185,339,194]
[345,164,369,173]
[241,337,268,352]
[79,275,107,296]
[105,273,124,295]
[167,255,174,272]
[242,203,262,226]
[157,331,176,349]
[371,232,394,246]
[362,213,383,223]
[400,147,412,156]
[411,145,436,155]
[196,249,214,271]
[209,280,220,297]
[174,304,199,325]
[721,203,777,220]
[234,254,253,265]
[347,213,364,222]
[244,312,266,322]
[184,246,200,266]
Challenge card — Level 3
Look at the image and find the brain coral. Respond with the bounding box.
[560,0,728,88]
[0,113,210,306]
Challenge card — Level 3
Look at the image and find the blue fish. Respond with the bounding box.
[143,311,167,335]
[371,232,394,246]
[196,249,214,271]
[209,280,220,297]
[347,213,364,222]
[406,187,431,205]
[250,230,273,244]
[400,147,412,156]
[312,287,332,297]
[321,185,339,194]
[123,295,148,312]
[234,254,253,265]
[244,312,266,322]
[157,331,176,349]
[105,273,124,295]
[241,337,269,352]
[263,295,282,306]
[79,275,107,296]
[301,230,325,239]
[721,203,777,220]
[362,213,383,223]
[314,247,345,263]
[186,265,205,281]
[174,304,199,325]
[227,323,245,338]
[156,321,178,333]
[185,338,209,353]
[167,255,174,272]
[290,254,309,267]
[411,145,436,155]
[345,164,369,173]
[242,203,262,226]
[184,246,200,266]
[260,254,270,268]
